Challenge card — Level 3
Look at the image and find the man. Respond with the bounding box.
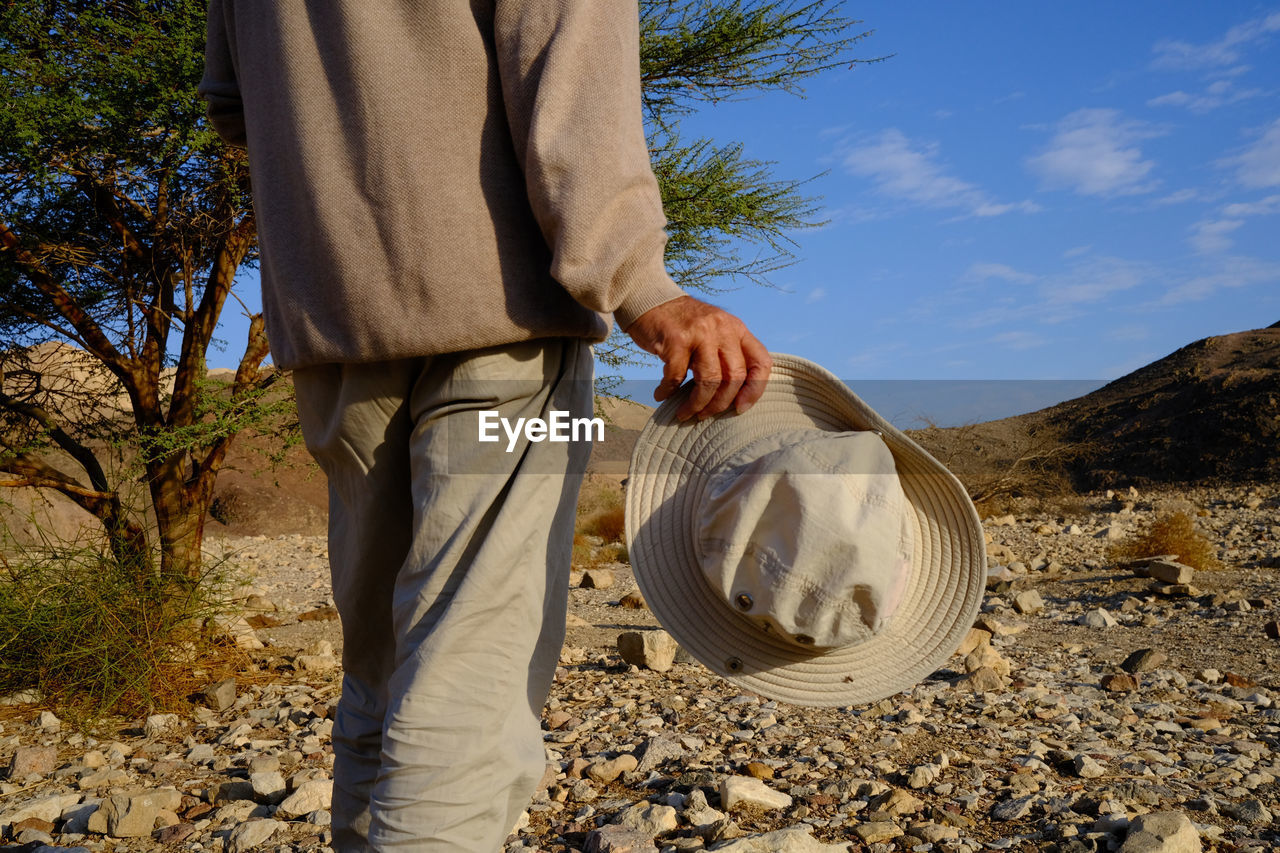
[200,1,770,850]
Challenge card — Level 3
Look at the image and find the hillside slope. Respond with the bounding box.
[912,325,1280,492]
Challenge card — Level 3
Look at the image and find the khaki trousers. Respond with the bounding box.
[293,338,593,851]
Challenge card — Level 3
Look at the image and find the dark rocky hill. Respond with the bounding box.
[912,325,1280,495]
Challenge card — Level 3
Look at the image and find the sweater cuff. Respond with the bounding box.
[613,270,687,331]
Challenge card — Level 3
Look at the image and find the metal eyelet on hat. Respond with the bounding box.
[734,593,753,611]
[794,634,815,645]
[726,657,743,672]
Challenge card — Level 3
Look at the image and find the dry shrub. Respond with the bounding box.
[580,505,626,543]
[1108,511,1223,571]
[0,539,244,719]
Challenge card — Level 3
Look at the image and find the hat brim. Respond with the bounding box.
[625,354,986,708]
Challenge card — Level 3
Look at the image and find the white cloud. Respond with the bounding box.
[1156,256,1280,304]
[1026,109,1161,197]
[1063,245,1092,258]
[962,262,1036,284]
[1041,257,1148,305]
[1189,218,1244,254]
[1150,12,1280,70]
[842,129,1040,218]
[805,287,827,304]
[1221,118,1280,188]
[1222,193,1280,216]
[1146,79,1264,113]
[1153,188,1200,206]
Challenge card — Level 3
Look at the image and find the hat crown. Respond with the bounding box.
[696,430,914,651]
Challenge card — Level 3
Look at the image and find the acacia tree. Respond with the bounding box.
[1,0,873,581]
[0,0,265,582]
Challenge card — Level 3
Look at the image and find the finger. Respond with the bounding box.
[698,346,747,419]
[654,344,690,403]
[677,347,721,421]
[734,335,773,414]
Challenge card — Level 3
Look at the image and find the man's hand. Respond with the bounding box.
[625,296,772,421]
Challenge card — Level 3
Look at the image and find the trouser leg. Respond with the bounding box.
[294,339,593,852]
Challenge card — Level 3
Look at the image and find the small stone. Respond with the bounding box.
[908,821,960,843]
[1013,590,1045,615]
[1121,648,1168,673]
[612,802,678,836]
[86,793,162,838]
[617,590,647,609]
[1074,755,1106,779]
[965,643,1011,676]
[1223,799,1272,824]
[156,823,197,845]
[200,678,237,712]
[588,753,638,784]
[990,795,1035,821]
[1079,608,1117,628]
[720,776,793,810]
[581,569,615,589]
[11,816,55,835]
[7,745,57,780]
[854,821,904,843]
[869,788,924,817]
[961,666,1006,692]
[585,823,659,853]
[143,713,179,738]
[1102,673,1139,692]
[955,627,992,656]
[250,770,287,803]
[276,779,333,818]
[708,826,850,851]
[635,735,684,775]
[36,710,61,732]
[226,818,284,853]
[1145,560,1196,585]
[296,653,339,671]
[297,605,339,621]
[743,762,774,780]
[1118,810,1201,852]
[1265,620,1279,640]
[617,630,679,672]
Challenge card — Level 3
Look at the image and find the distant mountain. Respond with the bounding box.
[912,325,1280,492]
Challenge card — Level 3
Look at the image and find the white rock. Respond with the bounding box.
[720,776,793,811]
[227,818,284,853]
[276,779,333,818]
[1118,810,1202,852]
[144,713,179,738]
[0,793,83,830]
[708,826,851,851]
[1079,608,1118,628]
[250,770,287,803]
[612,802,678,836]
[617,630,679,672]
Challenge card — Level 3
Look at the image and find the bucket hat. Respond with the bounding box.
[625,353,986,707]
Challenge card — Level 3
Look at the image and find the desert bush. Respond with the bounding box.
[580,505,627,543]
[1107,511,1224,571]
[0,538,235,716]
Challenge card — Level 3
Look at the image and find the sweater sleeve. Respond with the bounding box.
[493,0,685,329]
[198,0,248,149]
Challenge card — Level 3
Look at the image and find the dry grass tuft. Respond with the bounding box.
[580,505,626,543]
[1108,511,1224,571]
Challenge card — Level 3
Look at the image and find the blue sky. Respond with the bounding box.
[215,2,1280,400]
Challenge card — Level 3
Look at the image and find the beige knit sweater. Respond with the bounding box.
[199,0,685,370]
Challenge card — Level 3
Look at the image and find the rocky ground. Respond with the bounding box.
[1,485,1277,852]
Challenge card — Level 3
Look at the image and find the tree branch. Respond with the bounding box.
[0,390,111,493]
[0,220,128,375]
